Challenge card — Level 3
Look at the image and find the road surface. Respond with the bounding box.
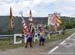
[42,32,75,55]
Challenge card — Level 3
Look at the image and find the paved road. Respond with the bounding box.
[42,33,75,55]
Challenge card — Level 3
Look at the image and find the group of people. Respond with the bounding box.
[23,24,46,48]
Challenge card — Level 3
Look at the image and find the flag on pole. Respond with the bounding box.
[51,14,57,25]
[56,18,62,24]
[10,7,14,32]
[28,10,34,32]
[22,17,28,34]
[55,14,62,31]
[55,14,62,24]
[51,14,62,25]
[51,13,62,31]
[20,11,28,34]
[29,10,33,23]
[53,23,58,31]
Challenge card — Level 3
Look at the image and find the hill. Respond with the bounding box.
[0,16,75,34]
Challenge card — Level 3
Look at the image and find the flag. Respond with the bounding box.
[51,14,60,31]
[51,14,57,25]
[10,7,14,32]
[28,10,34,32]
[55,14,62,24]
[20,11,28,34]
[51,13,62,31]
[22,17,28,34]
[51,14,62,25]
[54,14,62,31]
[56,18,62,24]
[53,23,58,31]
[29,10,33,23]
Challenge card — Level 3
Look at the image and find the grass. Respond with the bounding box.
[0,37,24,51]
[0,29,75,51]
[49,29,75,41]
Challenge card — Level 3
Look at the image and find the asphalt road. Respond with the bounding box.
[43,32,75,55]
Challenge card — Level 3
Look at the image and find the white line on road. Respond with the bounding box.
[48,32,75,54]
[48,46,59,54]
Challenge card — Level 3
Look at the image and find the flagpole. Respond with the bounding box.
[9,7,14,44]
[20,11,25,34]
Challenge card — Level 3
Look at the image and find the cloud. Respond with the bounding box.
[0,0,32,16]
[0,0,75,17]
[63,0,75,2]
[48,0,75,17]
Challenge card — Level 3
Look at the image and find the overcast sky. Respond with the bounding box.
[0,0,75,17]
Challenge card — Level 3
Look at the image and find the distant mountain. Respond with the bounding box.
[60,16,75,22]
[0,16,75,34]
[0,16,47,34]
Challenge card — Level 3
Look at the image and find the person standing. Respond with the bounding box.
[34,31,39,42]
[39,29,45,46]
[23,24,29,46]
[25,30,33,48]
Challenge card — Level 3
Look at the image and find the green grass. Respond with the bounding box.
[49,29,75,41]
[0,37,24,51]
[0,29,75,51]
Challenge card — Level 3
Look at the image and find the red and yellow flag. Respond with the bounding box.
[10,7,14,32]
[55,15,62,24]
[56,18,62,24]
[52,14,62,31]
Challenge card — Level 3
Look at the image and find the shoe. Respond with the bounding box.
[39,43,41,46]
[42,44,44,46]
[25,46,27,48]
[30,46,33,48]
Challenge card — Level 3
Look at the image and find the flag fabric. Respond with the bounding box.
[22,18,28,34]
[28,10,34,32]
[51,14,62,31]
[10,7,14,32]
[56,18,62,24]
[20,11,29,43]
[51,14,62,25]
[51,15,57,25]
[56,23,60,27]
[53,23,58,31]
[29,10,33,23]
[20,11,28,34]
[55,15,62,24]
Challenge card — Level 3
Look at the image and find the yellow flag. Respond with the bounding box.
[56,18,62,24]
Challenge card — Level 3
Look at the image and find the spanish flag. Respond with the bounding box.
[55,15,62,24]
[10,7,14,32]
[52,14,62,31]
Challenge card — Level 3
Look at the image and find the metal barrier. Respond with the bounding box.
[0,35,13,39]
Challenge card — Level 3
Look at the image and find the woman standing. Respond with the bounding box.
[39,29,45,46]
[25,30,33,48]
